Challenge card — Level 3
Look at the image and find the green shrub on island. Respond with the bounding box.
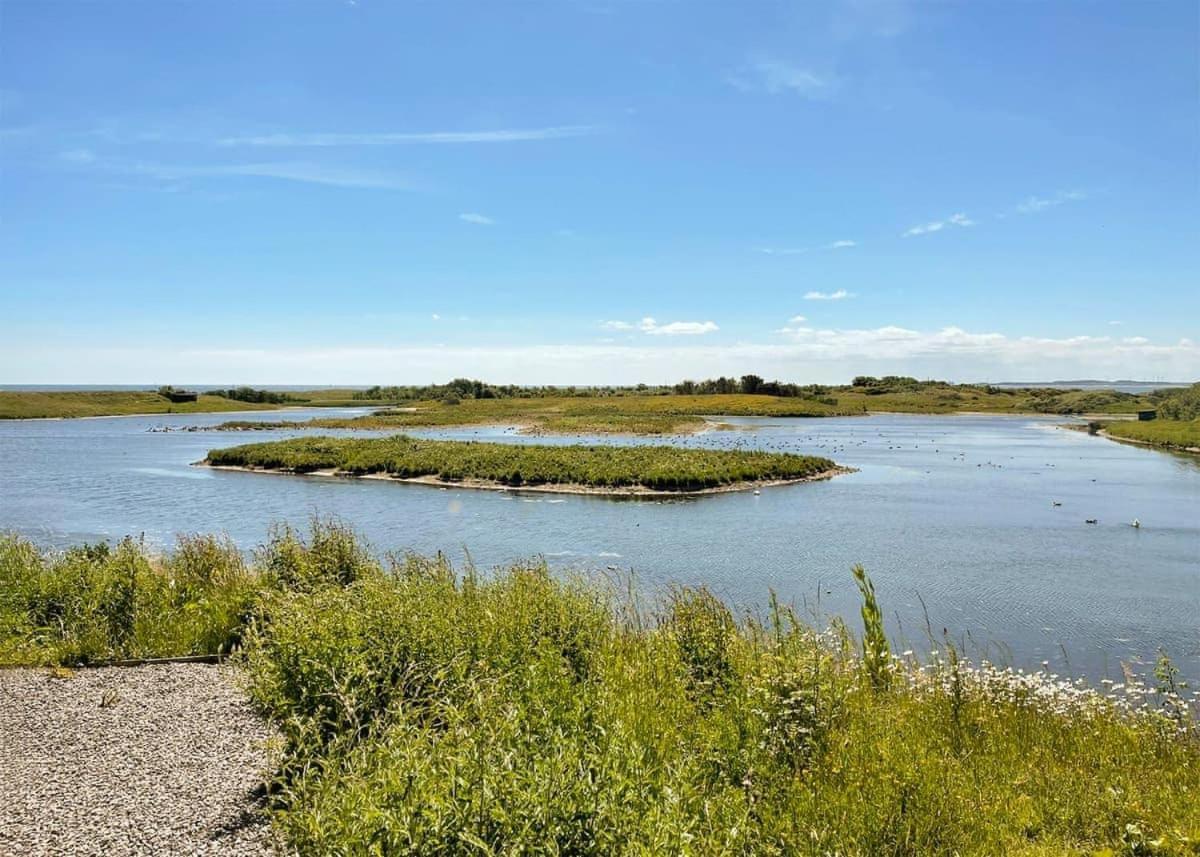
[205,435,839,491]
[1,521,1196,853]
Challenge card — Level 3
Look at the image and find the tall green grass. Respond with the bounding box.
[2,523,1196,853]
[0,533,256,664]
[241,537,1197,855]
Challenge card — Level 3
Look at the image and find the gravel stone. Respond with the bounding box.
[0,664,279,856]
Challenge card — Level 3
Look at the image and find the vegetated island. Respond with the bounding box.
[1074,383,1200,454]
[2,522,1196,853]
[208,375,1172,437]
[201,435,848,495]
[1101,419,1200,453]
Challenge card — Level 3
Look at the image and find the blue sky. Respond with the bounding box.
[1,0,1197,384]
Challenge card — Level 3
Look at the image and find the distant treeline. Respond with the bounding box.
[352,375,952,403]
[208,386,294,405]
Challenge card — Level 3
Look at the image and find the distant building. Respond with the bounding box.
[162,390,199,403]
[1136,409,1157,421]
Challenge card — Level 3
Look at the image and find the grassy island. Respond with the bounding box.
[204,435,844,494]
[1094,384,1200,453]
[1,523,1196,854]
[1103,420,1200,453]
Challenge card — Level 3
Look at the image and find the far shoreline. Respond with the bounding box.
[197,461,856,497]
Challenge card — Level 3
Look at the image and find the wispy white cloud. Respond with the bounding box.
[757,239,856,255]
[803,289,854,301]
[789,315,807,323]
[459,212,494,225]
[903,212,974,237]
[116,159,414,190]
[756,247,807,256]
[217,125,596,147]
[1108,320,1123,326]
[601,317,719,336]
[728,57,834,98]
[1015,189,1087,215]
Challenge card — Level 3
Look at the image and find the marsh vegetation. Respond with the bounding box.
[204,435,841,493]
[1,522,1196,854]
[212,382,1158,437]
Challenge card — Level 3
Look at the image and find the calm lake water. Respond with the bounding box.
[2,409,1197,683]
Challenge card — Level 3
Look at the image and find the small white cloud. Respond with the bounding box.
[1108,320,1123,326]
[603,317,718,336]
[431,313,441,321]
[903,212,973,237]
[789,315,807,323]
[641,318,719,336]
[756,247,807,256]
[826,239,857,249]
[459,212,494,225]
[803,289,854,301]
[1122,336,1149,345]
[1015,190,1087,215]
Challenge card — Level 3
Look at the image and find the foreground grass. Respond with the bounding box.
[1104,419,1200,452]
[213,387,1157,436]
[1,522,1196,855]
[205,435,840,492]
[0,534,255,665]
[0,390,282,419]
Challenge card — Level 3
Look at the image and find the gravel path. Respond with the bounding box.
[0,663,278,856]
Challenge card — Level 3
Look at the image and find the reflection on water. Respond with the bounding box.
[0,408,1197,683]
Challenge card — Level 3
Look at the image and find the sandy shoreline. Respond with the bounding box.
[199,461,854,497]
